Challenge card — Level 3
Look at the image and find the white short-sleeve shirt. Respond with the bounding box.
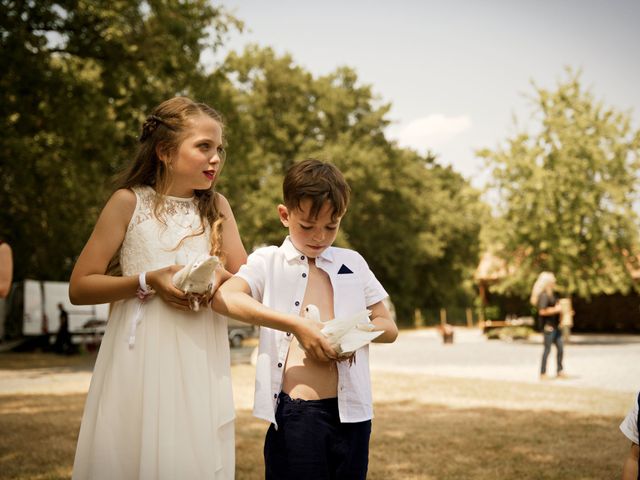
[620,391,639,444]
[236,236,388,426]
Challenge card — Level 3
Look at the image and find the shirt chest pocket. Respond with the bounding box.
[333,275,366,310]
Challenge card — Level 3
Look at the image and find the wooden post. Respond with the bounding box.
[466,308,473,328]
[414,308,424,328]
[439,308,446,326]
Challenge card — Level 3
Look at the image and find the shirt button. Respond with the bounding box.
[286,332,291,337]
[274,393,278,399]
[302,273,307,278]
[300,255,305,260]
[295,301,300,306]
[277,362,283,368]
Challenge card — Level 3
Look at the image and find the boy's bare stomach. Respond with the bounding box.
[282,338,338,400]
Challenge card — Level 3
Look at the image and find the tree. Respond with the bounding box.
[330,142,486,321]
[217,46,393,250]
[217,46,485,321]
[0,0,239,281]
[0,15,485,324]
[479,70,640,299]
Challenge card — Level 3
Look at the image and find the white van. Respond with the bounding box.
[4,280,253,348]
[21,279,109,337]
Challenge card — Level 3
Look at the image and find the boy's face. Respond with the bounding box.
[278,199,342,258]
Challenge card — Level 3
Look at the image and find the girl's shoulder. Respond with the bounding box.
[213,192,232,214]
[109,188,138,209]
[111,186,159,212]
[101,189,138,227]
[206,192,238,223]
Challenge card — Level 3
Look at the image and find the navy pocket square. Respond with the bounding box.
[337,264,353,274]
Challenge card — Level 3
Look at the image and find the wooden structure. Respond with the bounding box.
[474,252,640,333]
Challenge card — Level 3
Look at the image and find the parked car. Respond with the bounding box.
[75,319,108,352]
[228,318,256,348]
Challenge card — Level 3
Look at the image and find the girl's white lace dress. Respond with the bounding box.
[73,186,234,479]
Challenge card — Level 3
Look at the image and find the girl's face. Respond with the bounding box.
[165,114,224,197]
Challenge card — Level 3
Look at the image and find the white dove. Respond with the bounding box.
[172,254,220,311]
[303,304,383,356]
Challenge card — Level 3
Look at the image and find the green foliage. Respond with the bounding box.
[485,325,533,340]
[482,305,502,321]
[479,69,640,299]
[1,8,484,323]
[217,46,485,322]
[0,0,239,280]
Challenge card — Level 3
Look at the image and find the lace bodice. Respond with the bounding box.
[120,186,211,276]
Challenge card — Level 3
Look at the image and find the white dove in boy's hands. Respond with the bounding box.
[355,321,375,332]
[303,304,321,322]
[172,254,220,311]
[304,304,383,357]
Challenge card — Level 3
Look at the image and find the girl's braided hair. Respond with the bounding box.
[139,114,176,143]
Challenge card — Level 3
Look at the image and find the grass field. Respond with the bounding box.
[0,355,632,479]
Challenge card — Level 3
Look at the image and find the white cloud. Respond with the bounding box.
[391,114,473,153]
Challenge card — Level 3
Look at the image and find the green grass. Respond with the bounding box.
[0,358,632,479]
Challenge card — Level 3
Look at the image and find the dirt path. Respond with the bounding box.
[1,329,638,402]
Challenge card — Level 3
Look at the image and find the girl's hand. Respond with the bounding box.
[147,265,191,311]
[294,317,338,362]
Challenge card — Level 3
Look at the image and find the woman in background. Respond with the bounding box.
[530,272,565,380]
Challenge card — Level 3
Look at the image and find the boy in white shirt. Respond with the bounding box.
[620,391,639,480]
[214,158,398,479]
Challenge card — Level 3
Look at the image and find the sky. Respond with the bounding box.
[211,0,640,188]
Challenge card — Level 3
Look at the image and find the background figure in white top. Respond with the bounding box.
[214,159,398,480]
[620,391,639,480]
[69,97,247,480]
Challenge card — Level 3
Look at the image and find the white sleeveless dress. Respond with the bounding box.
[73,186,235,480]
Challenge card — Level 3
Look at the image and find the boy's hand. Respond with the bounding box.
[294,317,338,362]
[337,352,356,366]
[202,264,233,308]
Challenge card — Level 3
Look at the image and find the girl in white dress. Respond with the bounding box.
[70,97,247,479]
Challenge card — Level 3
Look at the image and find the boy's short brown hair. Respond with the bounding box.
[283,159,351,221]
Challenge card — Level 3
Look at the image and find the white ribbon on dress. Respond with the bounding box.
[128,300,145,348]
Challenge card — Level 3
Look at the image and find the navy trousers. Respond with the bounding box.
[264,392,372,480]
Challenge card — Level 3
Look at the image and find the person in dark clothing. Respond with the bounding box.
[54,302,73,354]
[530,272,565,379]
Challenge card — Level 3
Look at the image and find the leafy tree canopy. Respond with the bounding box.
[0,0,240,280]
[479,70,640,299]
[1,5,485,323]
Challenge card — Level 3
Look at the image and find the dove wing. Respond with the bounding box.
[338,330,383,355]
[321,309,370,340]
[172,259,195,290]
[172,255,219,294]
[186,256,220,293]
